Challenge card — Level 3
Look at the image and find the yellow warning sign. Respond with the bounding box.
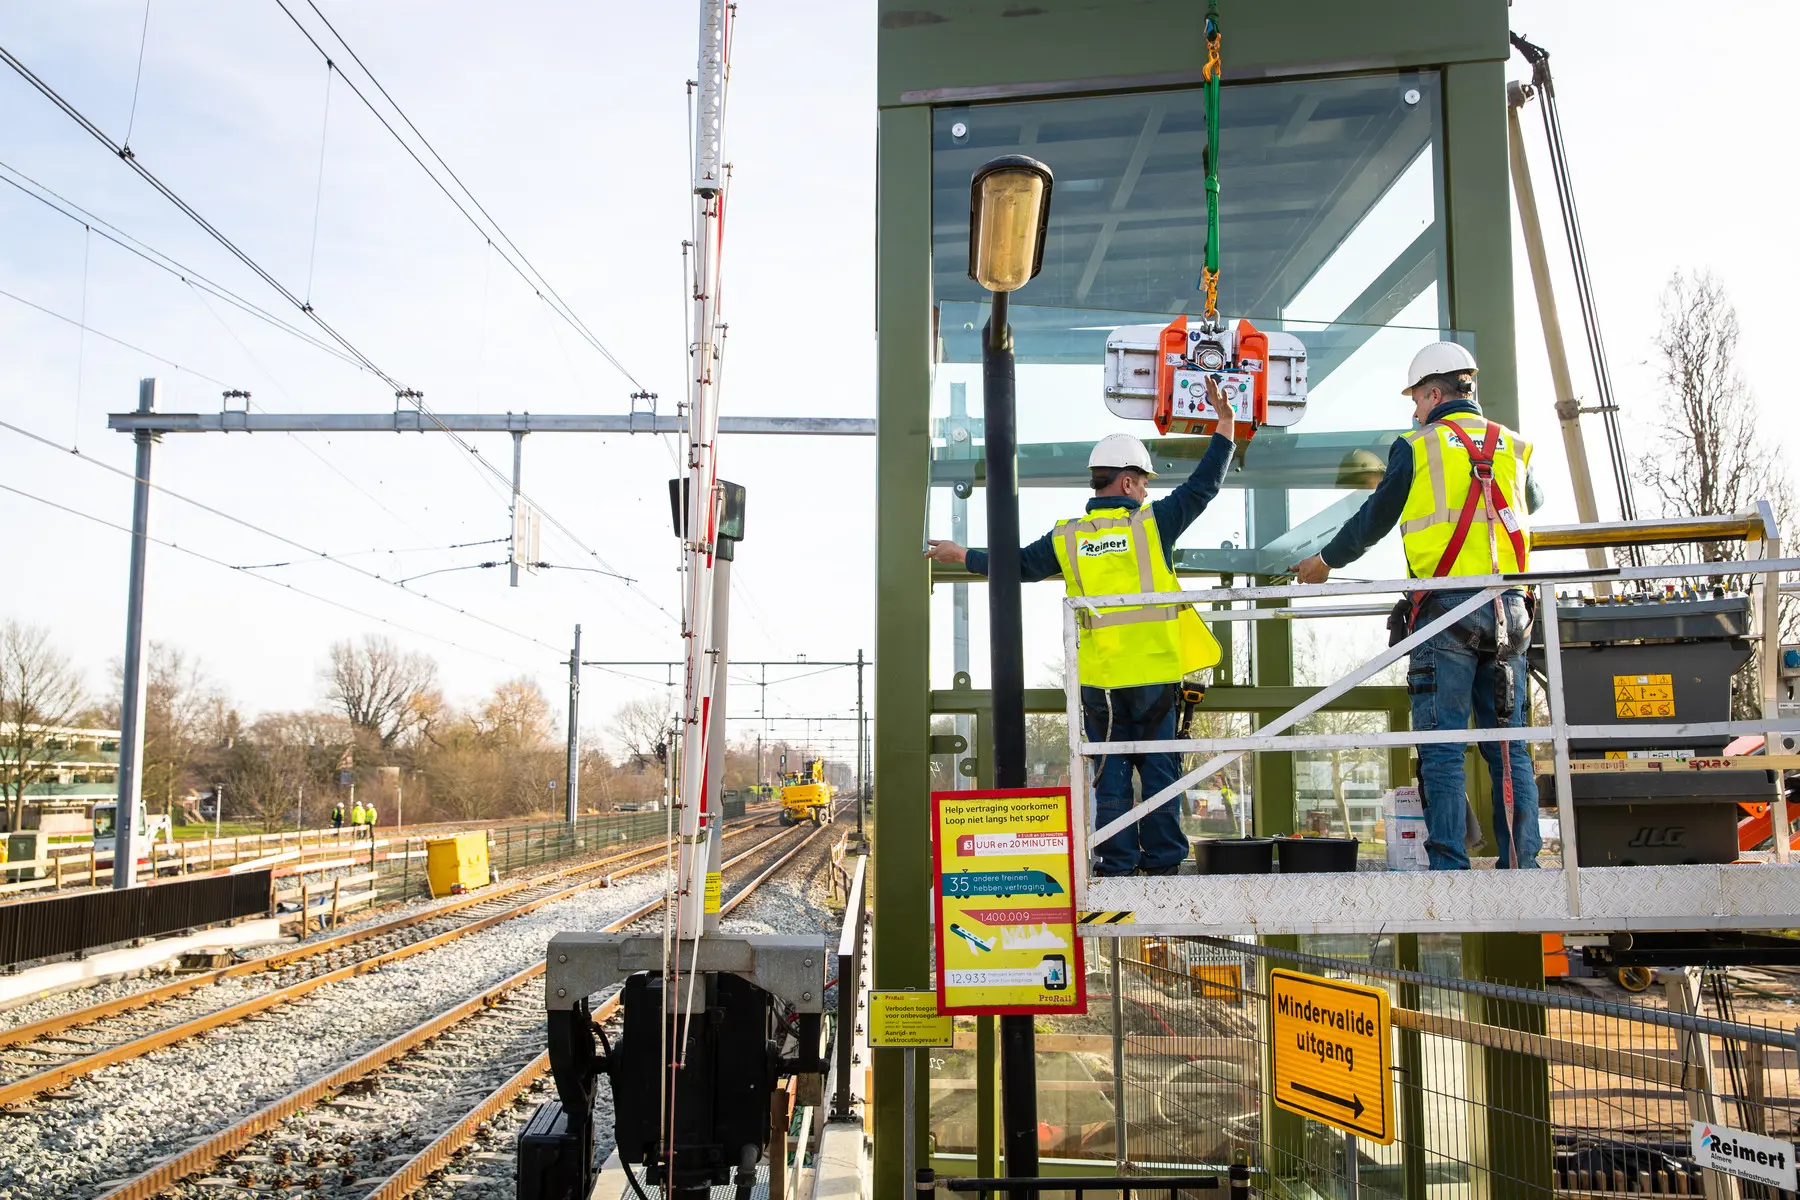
[1614,673,1675,719]
[703,871,722,914]
[1270,968,1393,1143]
[868,991,954,1048]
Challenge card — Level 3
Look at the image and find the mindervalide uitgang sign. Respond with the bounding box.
[1269,968,1393,1144]
[930,788,1086,1016]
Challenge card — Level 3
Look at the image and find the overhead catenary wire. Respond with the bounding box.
[0,49,673,625]
[179,277,483,565]
[0,481,539,672]
[0,159,366,369]
[0,284,229,386]
[121,0,152,151]
[272,0,651,393]
[0,418,564,656]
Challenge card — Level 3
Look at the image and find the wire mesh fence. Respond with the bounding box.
[1089,934,1800,1200]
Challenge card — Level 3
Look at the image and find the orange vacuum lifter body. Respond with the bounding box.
[1103,315,1307,443]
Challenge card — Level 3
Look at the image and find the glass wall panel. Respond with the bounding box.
[924,73,1467,1165]
[927,71,1470,704]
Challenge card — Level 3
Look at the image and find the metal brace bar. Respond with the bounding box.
[1086,588,1499,850]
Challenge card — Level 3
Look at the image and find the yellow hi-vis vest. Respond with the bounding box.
[1397,417,1533,578]
[1050,504,1221,688]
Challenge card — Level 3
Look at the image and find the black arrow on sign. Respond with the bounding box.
[1291,1081,1365,1119]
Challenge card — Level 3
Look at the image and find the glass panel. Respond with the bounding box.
[927,71,1466,705]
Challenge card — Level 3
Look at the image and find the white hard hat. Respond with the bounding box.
[1401,341,1479,395]
[1089,433,1157,477]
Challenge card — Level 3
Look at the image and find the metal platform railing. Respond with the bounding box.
[1059,504,1800,935]
[1101,934,1800,1200]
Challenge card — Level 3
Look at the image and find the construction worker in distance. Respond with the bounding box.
[362,801,377,836]
[331,801,346,831]
[350,799,367,837]
[1291,342,1545,870]
[926,380,1234,876]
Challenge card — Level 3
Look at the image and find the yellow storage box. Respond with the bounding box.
[425,832,491,897]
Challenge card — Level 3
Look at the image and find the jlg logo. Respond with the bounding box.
[1626,826,1687,848]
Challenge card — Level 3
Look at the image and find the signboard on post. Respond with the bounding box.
[930,788,1086,1016]
[1269,968,1393,1143]
[1691,1122,1799,1190]
[868,991,955,1048]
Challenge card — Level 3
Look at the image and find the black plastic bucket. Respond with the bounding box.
[1274,836,1358,873]
[1193,837,1275,875]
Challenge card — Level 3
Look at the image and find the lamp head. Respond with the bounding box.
[968,154,1054,293]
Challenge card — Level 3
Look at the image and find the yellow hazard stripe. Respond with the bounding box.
[1078,911,1136,925]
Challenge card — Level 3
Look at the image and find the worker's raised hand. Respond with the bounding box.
[1204,375,1236,441]
[1292,554,1332,585]
[925,539,968,566]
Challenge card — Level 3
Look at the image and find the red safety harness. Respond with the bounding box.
[1410,418,1529,866]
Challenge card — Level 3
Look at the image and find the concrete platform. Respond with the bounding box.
[0,918,285,1012]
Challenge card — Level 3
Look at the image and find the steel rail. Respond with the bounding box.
[720,819,831,914]
[0,813,777,1053]
[0,819,791,1108]
[367,819,830,1198]
[91,821,817,1200]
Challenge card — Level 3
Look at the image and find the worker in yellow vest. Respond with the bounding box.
[362,802,376,836]
[1292,343,1543,869]
[927,382,1234,875]
[350,800,367,836]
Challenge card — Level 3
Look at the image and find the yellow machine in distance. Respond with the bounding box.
[776,758,835,826]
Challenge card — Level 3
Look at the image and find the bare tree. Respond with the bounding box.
[125,643,227,819]
[476,678,554,749]
[323,636,439,749]
[610,696,673,765]
[1644,270,1795,561]
[0,621,86,830]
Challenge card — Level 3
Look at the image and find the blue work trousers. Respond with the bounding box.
[1408,590,1542,870]
[1081,683,1190,875]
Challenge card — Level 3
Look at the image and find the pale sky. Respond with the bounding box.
[1,2,1792,756]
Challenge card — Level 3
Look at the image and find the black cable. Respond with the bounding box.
[0,285,229,385]
[0,481,537,669]
[533,561,635,584]
[274,0,650,392]
[395,561,501,586]
[0,40,403,392]
[1511,33,1641,561]
[0,418,562,654]
[0,159,363,367]
[0,38,670,623]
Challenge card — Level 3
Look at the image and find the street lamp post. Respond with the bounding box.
[969,153,1054,1188]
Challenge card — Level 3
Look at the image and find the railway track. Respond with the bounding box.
[0,814,787,1109]
[90,820,831,1200]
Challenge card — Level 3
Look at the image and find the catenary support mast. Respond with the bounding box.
[673,0,732,942]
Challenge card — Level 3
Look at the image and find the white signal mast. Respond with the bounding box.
[673,0,732,942]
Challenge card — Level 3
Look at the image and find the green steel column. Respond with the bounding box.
[1460,932,1552,1200]
[1248,488,1305,1177]
[1443,56,1549,1200]
[1395,933,1428,1200]
[873,102,935,1200]
[1389,705,1427,1200]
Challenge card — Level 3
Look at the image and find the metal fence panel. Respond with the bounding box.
[0,868,273,967]
[1097,934,1800,1199]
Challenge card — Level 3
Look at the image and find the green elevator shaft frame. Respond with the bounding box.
[875,3,1541,1196]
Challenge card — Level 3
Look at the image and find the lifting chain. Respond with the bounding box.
[1199,0,1223,329]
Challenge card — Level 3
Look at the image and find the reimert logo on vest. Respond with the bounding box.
[1079,534,1131,558]
[1442,429,1501,452]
